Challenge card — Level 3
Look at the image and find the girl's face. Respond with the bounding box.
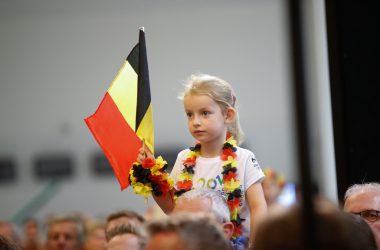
[184,94,227,146]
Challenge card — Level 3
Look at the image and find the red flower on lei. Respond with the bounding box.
[142,157,155,169]
[176,180,193,190]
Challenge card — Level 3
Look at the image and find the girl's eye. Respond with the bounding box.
[186,112,193,118]
[202,111,210,116]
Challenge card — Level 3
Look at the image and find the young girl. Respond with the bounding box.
[137,73,267,247]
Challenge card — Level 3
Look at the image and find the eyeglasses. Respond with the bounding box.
[353,210,380,222]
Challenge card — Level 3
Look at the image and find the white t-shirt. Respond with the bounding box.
[170,146,265,237]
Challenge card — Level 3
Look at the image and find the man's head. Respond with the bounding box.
[255,206,377,250]
[83,220,106,250]
[45,215,84,250]
[23,218,39,242]
[145,212,231,250]
[343,182,380,249]
[0,221,20,245]
[105,210,145,234]
[0,235,22,250]
[172,188,234,239]
[106,223,146,250]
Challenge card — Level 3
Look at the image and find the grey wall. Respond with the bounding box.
[0,0,298,221]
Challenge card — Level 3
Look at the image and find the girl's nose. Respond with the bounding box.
[192,115,201,126]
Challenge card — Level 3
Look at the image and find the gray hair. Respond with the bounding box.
[344,182,380,201]
[176,188,230,223]
[146,212,231,250]
[46,214,85,243]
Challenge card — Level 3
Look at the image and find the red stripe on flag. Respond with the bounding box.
[85,93,141,190]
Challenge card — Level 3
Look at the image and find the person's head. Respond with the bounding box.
[255,206,377,250]
[83,220,106,250]
[145,212,231,250]
[143,204,166,221]
[0,221,20,245]
[22,218,39,241]
[172,188,234,239]
[0,235,22,250]
[343,182,380,248]
[105,210,145,234]
[45,214,84,250]
[180,73,244,145]
[106,223,146,250]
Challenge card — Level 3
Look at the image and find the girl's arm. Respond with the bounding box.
[153,188,175,214]
[246,182,267,248]
[137,146,176,214]
[137,145,181,214]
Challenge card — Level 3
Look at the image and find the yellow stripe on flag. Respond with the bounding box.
[136,103,154,154]
[107,61,138,131]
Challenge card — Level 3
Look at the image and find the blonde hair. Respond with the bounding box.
[179,73,245,145]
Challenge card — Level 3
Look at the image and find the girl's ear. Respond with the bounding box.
[225,107,236,124]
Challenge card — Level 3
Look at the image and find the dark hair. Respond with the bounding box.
[106,210,145,224]
[0,235,22,250]
[255,207,377,250]
[106,223,146,244]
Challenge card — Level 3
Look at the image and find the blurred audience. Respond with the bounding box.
[0,234,22,250]
[0,220,20,246]
[106,223,146,250]
[255,204,377,250]
[106,210,145,234]
[145,212,231,250]
[343,182,380,249]
[83,219,106,250]
[144,204,166,221]
[44,214,84,250]
[22,218,42,250]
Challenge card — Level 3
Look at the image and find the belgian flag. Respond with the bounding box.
[85,28,154,190]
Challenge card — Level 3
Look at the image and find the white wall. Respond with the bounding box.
[0,0,298,222]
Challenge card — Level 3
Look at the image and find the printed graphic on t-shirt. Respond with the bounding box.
[251,157,260,169]
[195,174,243,207]
[195,174,223,189]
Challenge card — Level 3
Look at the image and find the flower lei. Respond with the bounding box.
[263,167,286,189]
[174,136,244,238]
[129,156,174,198]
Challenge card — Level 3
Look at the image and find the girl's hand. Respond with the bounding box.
[137,145,154,163]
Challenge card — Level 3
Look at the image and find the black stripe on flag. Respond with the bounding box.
[126,44,139,74]
[135,29,151,131]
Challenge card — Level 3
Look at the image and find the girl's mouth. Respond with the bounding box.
[194,130,205,135]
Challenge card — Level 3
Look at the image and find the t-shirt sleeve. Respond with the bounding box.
[244,151,265,191]
[170,149,187,184]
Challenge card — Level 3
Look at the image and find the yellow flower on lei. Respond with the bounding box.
[226,136,237,147]
[150,156,167,173]
[230,208,239,220]
[225,155,237,167]
[162,173,174,188]
[224,179,241,192]
[177,172,192,181]
[133,182,152,198]
[129,168,137,182]
[188,150,200,158]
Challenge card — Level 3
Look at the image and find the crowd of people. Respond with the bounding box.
[0,181,379,250]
